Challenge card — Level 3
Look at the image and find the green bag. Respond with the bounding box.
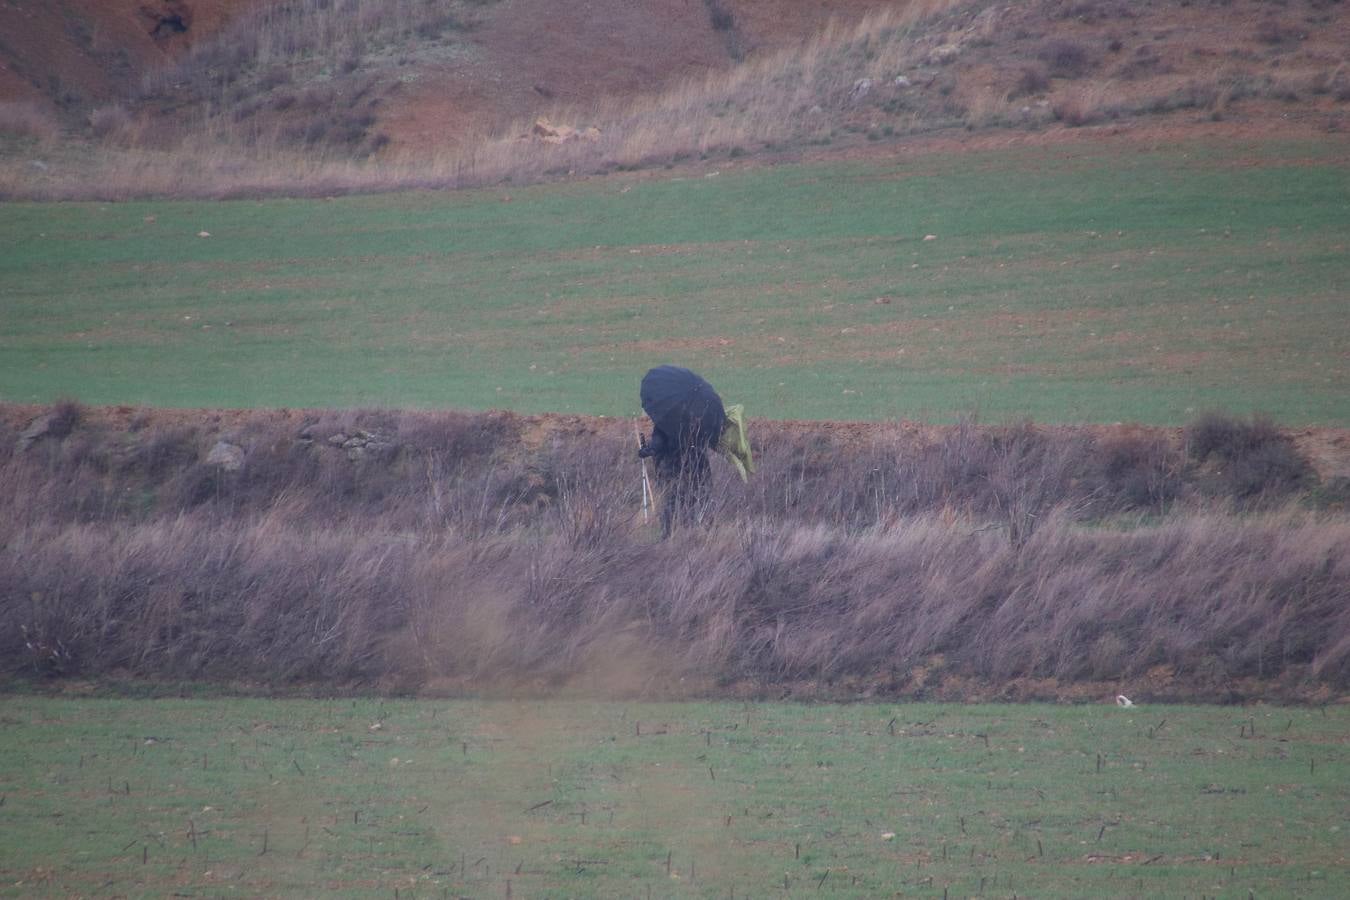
[717,404,755,482]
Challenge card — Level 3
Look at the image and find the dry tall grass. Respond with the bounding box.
[3,403,1344,699]
[0,0,977,200]
[143,0,470,95]
[0,101,61,145]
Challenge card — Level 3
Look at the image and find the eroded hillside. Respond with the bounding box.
[0,1,246,107]
[2,0,1347,198]
[1,0,889,145]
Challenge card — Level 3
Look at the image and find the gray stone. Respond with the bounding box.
[205,441,245,471]
[328,433,348,446]
[16,414,54,452]
[928,44,960,65]
[848,78,873,103]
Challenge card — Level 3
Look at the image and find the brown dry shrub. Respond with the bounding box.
[0,101,61,143]
[1037,39,1094,78]
[1254,18,1305,45]
[88,105,134,142]
[1185,413,1313,507]
[1012,64,1050,98]
[1052,89,1112,126]
[44,399,83,440]
[1089,430,1182,514]
[705,0,735,32]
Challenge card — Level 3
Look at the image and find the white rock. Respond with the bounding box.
[205,441,244,471]
[928,44,960,64]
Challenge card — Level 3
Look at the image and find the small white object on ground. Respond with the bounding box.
[1116,695,1134,707]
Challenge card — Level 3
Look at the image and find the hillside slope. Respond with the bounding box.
[377,0,895,150]
[2,0,1347,199]
[0,0,890,143]
[0,0,247,109]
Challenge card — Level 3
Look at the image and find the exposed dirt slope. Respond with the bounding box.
[247,0,1350,155]
[380,0,900,149]
[379,0,737,149]
[5,0,1348,161]
[0,0,249,111]
[0,0,892,130]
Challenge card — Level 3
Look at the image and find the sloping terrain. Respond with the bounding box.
[0,0,245,109]
[378,0,897,151]
[3,0,1347,177]
[0,0,895,151]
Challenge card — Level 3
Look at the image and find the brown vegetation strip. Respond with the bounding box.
[2,402,1347,701]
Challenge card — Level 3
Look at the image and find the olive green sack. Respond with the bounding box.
[717,404,755,482]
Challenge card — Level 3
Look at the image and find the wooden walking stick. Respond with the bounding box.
[635,422,652,523]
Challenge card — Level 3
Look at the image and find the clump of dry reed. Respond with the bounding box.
[2,403,1344,699]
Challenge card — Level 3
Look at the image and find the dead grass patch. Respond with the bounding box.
[0,101,61,144]
[2,402,1345,698]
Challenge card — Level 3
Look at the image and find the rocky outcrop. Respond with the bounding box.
[16,413,57,452]
[325,430,398,461]
[529,118,602,144]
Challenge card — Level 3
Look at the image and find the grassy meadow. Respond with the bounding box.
[3,138,1348,424]
[0,695,1346,897]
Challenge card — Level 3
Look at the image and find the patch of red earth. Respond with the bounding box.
[586,120,1347,210]
[7,0,1348,179]
[0,0,254,108]
[378,0,738,152]
[714,115,1350,180]
[1291,427,1350,480]
[5,402,1347,482]
[376,0,905,153]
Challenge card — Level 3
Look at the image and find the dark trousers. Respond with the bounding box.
[655,451,710,537]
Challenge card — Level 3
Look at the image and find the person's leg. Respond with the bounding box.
[660,484,677,537]
[669,452,711,532]
[686,451,712,526]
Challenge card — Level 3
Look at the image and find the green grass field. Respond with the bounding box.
[0,695,1345,897]
[3,138,1348,424]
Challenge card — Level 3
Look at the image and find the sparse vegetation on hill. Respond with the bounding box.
[4,403,1347,700]
[135,0,496,158]
[2,0,1347,199]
